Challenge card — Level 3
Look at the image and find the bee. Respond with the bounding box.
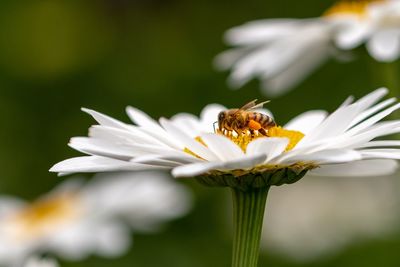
[216,100,276,136]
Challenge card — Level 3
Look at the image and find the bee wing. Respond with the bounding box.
[242,100,270,111]
[239,99,258,110]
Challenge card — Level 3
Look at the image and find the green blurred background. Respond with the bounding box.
[0,0,399,266]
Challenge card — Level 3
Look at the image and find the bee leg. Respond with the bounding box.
[258,128,268,136]
[249,129,255,138]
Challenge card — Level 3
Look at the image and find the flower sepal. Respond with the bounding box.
[195,164,314,191]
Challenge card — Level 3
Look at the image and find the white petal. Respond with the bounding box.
[284,110,328,135]
[82,108,129,130]
[88,172,192,230]
[130,157,181,167]
[47,178,85,196]
[159,118,219,161]
[24,257,59,267]
[279,149,361,164]
[261,42,330,96]
[225,19,300,46]
[200,133,244,161]
[301,88,390,145]
[214,47,254,71]
[355,87,388,109]
[340,95,355,107]
[334,19,370,49]
[310,159,398,176]
[132,152,202,165]
[49,156,162,173]
[49,220,129,260]
[298,104,361,146]
[221,154,267,169]
[230,22,331,90]
[172,162,221,177]
[200,104,226,132]
[358,140,400,148]
[126,106,163,131]
[350,97,397,127]
[94,222,132,257]
[139,127,183,150]
[69,137,137,160]
[69,136,181,161]
[172,154,266,177]
[246,137,288,162]
[89,125,169,148]
[360,149,400,160]
[335,121,400,149]
[0,197,25,216]
[367,30,400,62]
[347,103,400,135]
[170,113,202,137]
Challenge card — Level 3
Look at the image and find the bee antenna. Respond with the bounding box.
[213,121,218,133]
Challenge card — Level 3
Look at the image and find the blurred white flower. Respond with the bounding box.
[22,256,59,267]
[326,0,400,61]
[263,174,400,261]
[50,88,400,182]
[0,172,191,266]
[215,0,400,96]
[215,19,335,96]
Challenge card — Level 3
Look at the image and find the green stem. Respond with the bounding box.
[231,187,269,267]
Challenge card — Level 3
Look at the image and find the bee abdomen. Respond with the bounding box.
[259,114,275,128]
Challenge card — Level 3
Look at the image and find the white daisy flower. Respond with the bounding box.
[49,88,400,267]
[263,174,400,261]
[0,172,191,266]
[215,0,400,96]
[50,88,400,187]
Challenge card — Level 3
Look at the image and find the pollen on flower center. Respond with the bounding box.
[217,126,304,152]
[7,193,81,240]
[267,126,305,151]
[225,131,264,152]
[323,0,382,18]
[219,126,304,152]
[183,126,304,158]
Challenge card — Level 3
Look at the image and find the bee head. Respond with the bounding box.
[218,111,226,126]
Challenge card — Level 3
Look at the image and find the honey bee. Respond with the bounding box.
[217,100,276,136]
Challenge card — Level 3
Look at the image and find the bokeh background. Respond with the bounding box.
[0,0,399,266]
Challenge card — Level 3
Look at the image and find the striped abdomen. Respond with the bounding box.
[247,112,275,128]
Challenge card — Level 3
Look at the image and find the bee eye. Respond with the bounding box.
[218,112,225,120]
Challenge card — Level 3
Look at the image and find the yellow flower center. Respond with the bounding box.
[184,126,304,158]
[5,192,81,241]
[267,126,305,151]
[323,0,383,18]
[220,126,304,152]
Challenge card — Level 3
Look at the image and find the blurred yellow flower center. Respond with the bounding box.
[6,192,81,240]
[323,0,382,18]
